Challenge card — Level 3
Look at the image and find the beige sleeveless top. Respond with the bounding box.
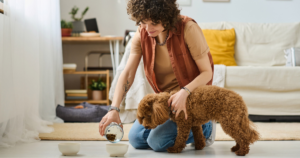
[130,21,210,93]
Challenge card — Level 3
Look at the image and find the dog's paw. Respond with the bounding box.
[167,146,183,153]
[235,150,247,156]
[195,144,205,150]
[231,145,240,152]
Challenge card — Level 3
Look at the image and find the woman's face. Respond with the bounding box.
[140,19,165,37]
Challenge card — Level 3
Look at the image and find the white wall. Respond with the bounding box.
[183,0,300,24]
[60,0,300,36]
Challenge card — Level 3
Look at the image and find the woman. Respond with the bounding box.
[99,0,215,152]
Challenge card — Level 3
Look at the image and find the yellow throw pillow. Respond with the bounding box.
[202,28,237,66]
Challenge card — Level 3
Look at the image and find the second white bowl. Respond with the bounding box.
[58,143,80,156]
[106,143,129,157]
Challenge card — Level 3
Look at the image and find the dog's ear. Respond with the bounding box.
[137,94,156,124]
[152,101,169,125]
[137,112,143,124]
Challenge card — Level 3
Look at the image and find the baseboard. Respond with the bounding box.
[249,115,300,122]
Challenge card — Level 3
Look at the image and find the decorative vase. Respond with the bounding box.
[92,90,103,100]
[72,21,85,33]
[61,28,72,37]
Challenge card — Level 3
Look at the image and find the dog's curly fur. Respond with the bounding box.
[137,85,260,156]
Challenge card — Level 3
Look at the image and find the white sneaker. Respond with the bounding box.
[191,120,216,147]
[205,120,216,147]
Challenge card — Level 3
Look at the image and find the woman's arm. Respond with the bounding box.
[99,53,142,136]
[168,54,212,119]
[111,53,142,108]
[111,26,142,108]
[185,54,212,92]
[184,21,213,92]
[99,27,142,136]
[168,21,213,119]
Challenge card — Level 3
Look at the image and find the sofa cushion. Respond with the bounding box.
[202,28,237,66]
[225,66,300,90]
[199,22,300,66]
[225,66,300,115]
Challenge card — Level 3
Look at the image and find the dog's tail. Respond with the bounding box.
[241,114,261,144]
[248,121,260,144]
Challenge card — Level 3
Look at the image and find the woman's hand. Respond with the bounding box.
[167,89,189,120]
[99,110,123,136]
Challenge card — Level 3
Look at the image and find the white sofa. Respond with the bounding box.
[198,22,300,116]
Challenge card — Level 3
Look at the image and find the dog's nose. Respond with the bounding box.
[145,126,150,129]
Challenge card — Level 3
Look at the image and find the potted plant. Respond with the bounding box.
[69,6,89,33]
[89,79,107,100]
[61,20,73,37]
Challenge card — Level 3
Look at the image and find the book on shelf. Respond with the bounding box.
[66,93,88,97]
[65,96,88,100]
[65,89,87,94]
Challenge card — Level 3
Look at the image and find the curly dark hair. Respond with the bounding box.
[127,0,182,32]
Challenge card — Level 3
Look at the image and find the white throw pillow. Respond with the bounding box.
[284,48,300,67]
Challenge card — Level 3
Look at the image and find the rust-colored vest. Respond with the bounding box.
[140,15,214,93]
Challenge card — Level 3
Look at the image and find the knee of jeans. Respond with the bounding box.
[128,131,139,148]
[128,131,144,149]
[147,137,167,152]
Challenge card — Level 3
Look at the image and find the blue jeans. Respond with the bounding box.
[128,119,212,152]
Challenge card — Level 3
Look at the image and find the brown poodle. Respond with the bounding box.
[137,85,260,156]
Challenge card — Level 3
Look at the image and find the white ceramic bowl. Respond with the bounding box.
[58,143,80,156]
[106,143,129,157]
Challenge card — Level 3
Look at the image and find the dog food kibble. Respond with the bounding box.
[106,134,116,141]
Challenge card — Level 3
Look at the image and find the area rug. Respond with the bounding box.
[39,122,300,141]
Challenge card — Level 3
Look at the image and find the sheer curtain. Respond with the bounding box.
[0,0,64,148]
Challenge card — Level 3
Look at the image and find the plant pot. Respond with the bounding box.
[61,28,72,37]
[72,21,85,33]
[92,90,103,100]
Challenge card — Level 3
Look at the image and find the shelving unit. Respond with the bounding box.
[62,36,124,106]
[63,70,110,105]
